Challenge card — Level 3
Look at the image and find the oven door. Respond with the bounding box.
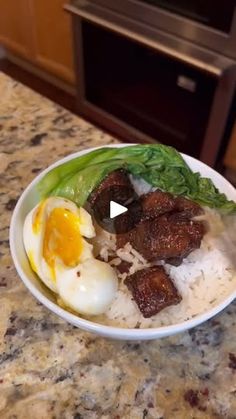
[69,0,236,60]
[66,3,236,167]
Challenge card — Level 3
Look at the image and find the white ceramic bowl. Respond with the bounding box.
[10,144,236,340]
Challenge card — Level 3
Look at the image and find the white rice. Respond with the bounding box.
[129,174,154,195]
[92,179,236,329]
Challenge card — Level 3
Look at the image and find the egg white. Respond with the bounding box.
[23,197,95,292]
[56,259,118,315]
[23,196,118,316]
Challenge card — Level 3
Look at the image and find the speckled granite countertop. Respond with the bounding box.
[0,72,236,419]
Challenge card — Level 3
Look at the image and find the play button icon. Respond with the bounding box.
[110,201,128,219]
[87,184,142,234]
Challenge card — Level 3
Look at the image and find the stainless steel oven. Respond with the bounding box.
[73,0,236,60]
[66,1,236,167]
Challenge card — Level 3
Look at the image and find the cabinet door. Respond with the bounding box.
[30,0,75,83]
[0,0,33,57]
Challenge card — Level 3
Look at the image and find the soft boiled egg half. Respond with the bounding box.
[23,197,117,315]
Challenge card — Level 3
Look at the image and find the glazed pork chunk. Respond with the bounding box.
[117,214,205,261]
[116,190,206,262]
[88,169,134,219]
[138,190,176,221]
[125,266,182,317]
[138,190,204,221]
[174,195,204,218]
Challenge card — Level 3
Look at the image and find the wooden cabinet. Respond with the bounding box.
[0,0,75,84]
[0,0,33,57]
[29,0,74,83]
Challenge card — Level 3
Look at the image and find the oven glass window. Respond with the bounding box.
[139,0,235,33]
[82,21,216,158]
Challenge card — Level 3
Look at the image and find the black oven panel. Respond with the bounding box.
[66,2,236,167]
[83,21,216,158]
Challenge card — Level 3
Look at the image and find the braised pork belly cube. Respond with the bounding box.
[115,189,175,236]
[125,266,182,317]
[117,213,206,261]
[139,190,176,221]
[114,199,142,234]
[174,196,204,218]
[88,169,134,219]
[135,190,204,222]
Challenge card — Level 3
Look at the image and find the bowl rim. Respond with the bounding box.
[10,143,236,339]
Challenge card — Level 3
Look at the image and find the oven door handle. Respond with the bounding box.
[65,1,236,76]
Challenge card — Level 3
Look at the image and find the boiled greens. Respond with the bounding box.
[38,145,236,213]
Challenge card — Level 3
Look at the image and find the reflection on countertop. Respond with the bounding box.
[0,72,236,418]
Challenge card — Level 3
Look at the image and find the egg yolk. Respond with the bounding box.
[43,208,83,275]
[28,250,38,274]
[33,200,46,234]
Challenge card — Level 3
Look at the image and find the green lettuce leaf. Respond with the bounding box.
[37,144,236,213]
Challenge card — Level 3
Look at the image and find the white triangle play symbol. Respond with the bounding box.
[110,201,128,219]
